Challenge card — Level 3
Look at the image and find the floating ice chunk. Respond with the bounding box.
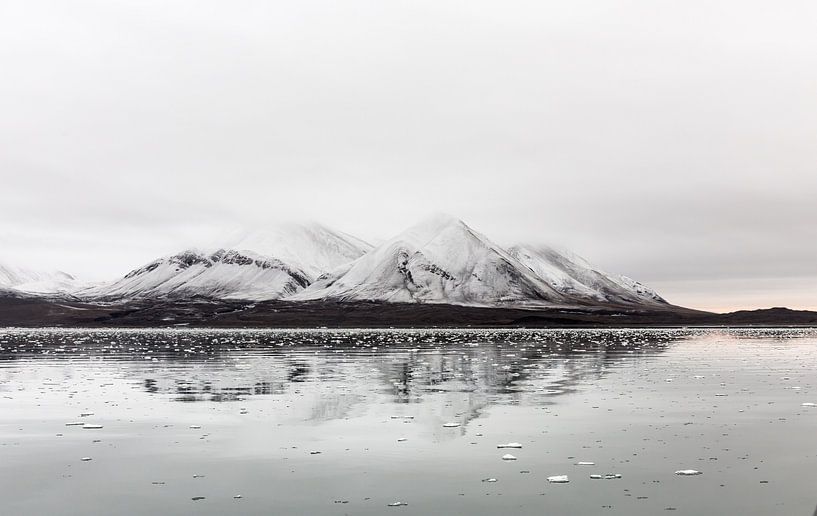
[576,461,595,466]
[442,423,460,428]
[501,454,517,461]
[547,475,569,483]
[497,442,522,449]
[82,424,103,429]
[675,469,702,476]
[387,501,408,507]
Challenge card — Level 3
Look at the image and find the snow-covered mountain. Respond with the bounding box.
[0,263,81,296]
[292,215,574,306]
[507,244,666,306]
[83,223,372,301]
[10,216,669,310]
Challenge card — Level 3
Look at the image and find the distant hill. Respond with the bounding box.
[0,295,814,328]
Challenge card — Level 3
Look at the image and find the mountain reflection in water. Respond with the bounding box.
[1,328,677,427]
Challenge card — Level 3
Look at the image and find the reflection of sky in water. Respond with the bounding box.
[1,328,817,516]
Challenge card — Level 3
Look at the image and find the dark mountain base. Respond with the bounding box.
[1,296,815,328]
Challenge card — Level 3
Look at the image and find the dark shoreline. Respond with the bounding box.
[2,295,816,329]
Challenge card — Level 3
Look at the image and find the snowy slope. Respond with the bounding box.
[507,244,667,306]
[85,223,372,301]
[292,215,573,306]
[0,263,81,296]
[84,249,310,301]
[217,222,372,278]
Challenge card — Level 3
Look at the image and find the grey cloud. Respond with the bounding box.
[1,0,815,309]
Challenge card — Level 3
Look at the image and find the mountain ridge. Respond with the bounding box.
[293,215,576,306]
[2,216,674,311]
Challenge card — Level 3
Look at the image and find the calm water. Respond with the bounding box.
[1,328,816,515]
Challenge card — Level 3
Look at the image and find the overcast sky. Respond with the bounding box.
[1,0,816,312]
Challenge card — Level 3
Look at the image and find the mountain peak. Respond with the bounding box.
[294,215,571,307]
[82,221,373,301]
[210,222,372,278]
[390,214,476,249]
[0,262,81,296]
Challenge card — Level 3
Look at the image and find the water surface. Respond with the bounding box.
[1,328,816,515]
